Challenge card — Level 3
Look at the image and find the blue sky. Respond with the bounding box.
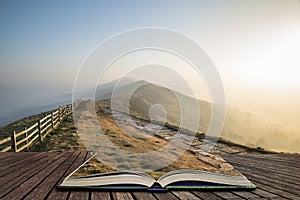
[0,0,228,103]
[0,1,211,90]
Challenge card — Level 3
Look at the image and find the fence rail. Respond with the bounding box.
[0,104,72,152]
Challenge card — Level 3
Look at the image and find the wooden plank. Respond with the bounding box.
[172,191,201,200]
[112,192,134,200]
[0,152,51,170]
[68,191,89,200]
[16,136,28,146]
[53,118,59,124]
[17,143,28,152]
[254,182,299,199]
[23,152,80,200]
[0,153,48,184]
[27,134,39,147]
[0,152,36,169]
[0,152,297,200]
[236,162,299,189]
[0,152,68,200]
[0,136,11,145]
[242,172,300,197]
[132,192,156,200]
[41,123,52,134]
[213,191,244,199]
[250,188,280,199]
[52,113,57,120]
[46,152,89,200]
[40,115,49,123]
[15,129,27,138]
[0,145,12,152]
[46,116,52,122]
[225,159,300,191]
[91,192,111,200]
[0,152,36,159]
[225,156,300,197]
[26,122,38,132]
[27,128,38,139]
[230,156,300,177]
[225,156,300,181]
[0,153,26,167]
[153,192,179,200]
[226,154,300,172]
[229,154,300,171]
[232,191,261,199]
[229,161,300,184]
[40,119,50,129]
[246,153,300,164]
[243,175,300,199]
[41,118,50,128]
[240,154,300,172]
[191,191,222,200]
[0,152,14,159]
[0,153,62,198]
[267,154,300,164]
[53,110,59,115]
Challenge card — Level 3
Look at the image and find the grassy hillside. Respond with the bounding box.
[105,81,300,153]
[105,82,212,133]
[0,110,55,140]
[2,80,299,153]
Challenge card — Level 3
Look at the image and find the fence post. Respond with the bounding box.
[11,131,17,152]
[25,127,29,151]
[62,106,65,117]
[51,112,54,128]
[38,119,43,142]
[59,106,62,122]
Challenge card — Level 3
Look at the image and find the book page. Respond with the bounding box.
[70,100,241,180]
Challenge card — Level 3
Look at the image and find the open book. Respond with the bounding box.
[59,100,255,190]
[59,153,256,191]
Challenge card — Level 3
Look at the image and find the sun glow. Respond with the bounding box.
[239,30,300,89]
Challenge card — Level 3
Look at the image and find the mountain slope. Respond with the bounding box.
[98,81,212,133]
[96,80,300,153]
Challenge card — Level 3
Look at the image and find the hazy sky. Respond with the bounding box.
[1,0,300,130]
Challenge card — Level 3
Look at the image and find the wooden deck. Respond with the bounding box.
[0,152,299,200]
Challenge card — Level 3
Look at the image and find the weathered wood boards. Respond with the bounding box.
[0,152,298,199]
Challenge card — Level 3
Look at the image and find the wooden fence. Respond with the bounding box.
[0,104,72,152]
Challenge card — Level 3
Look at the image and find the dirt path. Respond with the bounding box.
[30,101,265,179]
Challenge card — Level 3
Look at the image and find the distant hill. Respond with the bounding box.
[96,80,300,153]
[99,81,212,133]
